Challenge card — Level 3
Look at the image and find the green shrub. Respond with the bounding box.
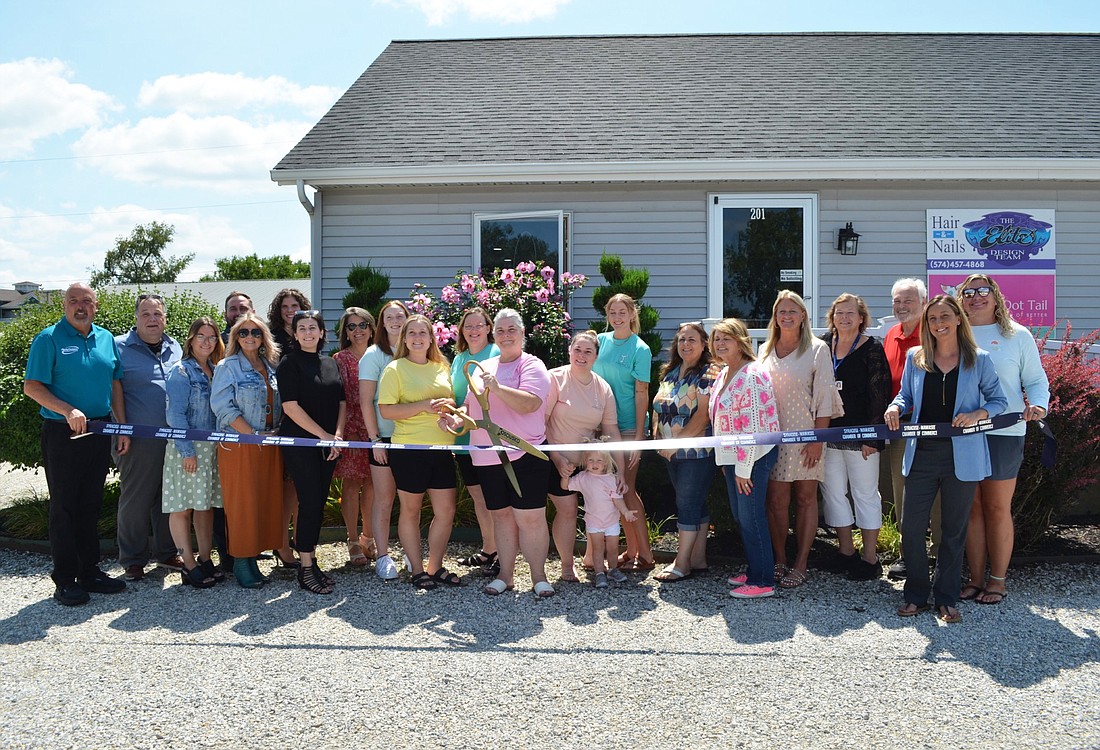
[342,262,392,318]
[0,289,218,469]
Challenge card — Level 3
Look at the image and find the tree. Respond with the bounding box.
[342,262,392,317]
[198,253,310,281]
[89,222,193,287]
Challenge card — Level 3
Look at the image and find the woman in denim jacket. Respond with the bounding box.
[163,317,225,588]
[211,313,284,588]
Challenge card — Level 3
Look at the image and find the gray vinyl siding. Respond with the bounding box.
[311,181,1100,352]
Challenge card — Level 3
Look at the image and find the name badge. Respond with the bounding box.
[835,380,843,391]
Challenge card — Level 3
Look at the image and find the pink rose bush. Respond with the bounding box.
[406,261,587,367]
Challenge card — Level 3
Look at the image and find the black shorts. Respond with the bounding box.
[546,463,581,498]
[453,450,480,487]
[388,448,456,494]
[987,434,1025,481]
[368,436,391,467]
[476,453,551,511]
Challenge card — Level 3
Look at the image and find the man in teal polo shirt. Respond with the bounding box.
[24,282,131,606]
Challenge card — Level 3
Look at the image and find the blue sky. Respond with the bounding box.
[2,0,1098,290]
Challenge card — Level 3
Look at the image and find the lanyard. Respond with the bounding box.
[831,335,859,374]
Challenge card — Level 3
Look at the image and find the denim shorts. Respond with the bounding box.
[666,457,716,532]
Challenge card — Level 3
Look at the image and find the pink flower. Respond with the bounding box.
[760,392,770,404]
[765,405,776,417]
[534,289,550,303]
[540,266,555,281]
[517,261,535,274]
[441,285,460,304]
[500,269,515,283]
[546,279,555,295]
[476,290,490,306]
[460,275,476,293]
[560,271,572,284]
[736,447,748,462]
[410,293,431,313]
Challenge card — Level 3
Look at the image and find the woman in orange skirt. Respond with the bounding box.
[210,313,285,588]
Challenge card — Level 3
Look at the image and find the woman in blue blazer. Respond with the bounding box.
[884,295,1008,624]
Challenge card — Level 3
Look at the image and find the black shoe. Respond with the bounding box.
[200,558,227,584]
[482,559,501,578]
[53,582,90,606]
[821,550,857,574]
[78,570,126,594]
[887,559,907,580]
[847,557,883,581]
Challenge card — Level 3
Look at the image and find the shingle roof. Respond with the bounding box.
[273,33,1100,174]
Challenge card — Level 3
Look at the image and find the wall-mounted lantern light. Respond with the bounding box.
[837,223,861,256]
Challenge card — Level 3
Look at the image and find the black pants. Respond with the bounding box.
[41,419,113,586]
[281,446,336,554]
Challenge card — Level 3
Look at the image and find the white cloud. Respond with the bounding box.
[138,73,341,119]
[0,58,117,158]
[381,0,571,25]
[71,112,312,192]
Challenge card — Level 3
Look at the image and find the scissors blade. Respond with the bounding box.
[493,426,548,461]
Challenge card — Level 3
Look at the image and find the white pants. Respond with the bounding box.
[821,446,882,530]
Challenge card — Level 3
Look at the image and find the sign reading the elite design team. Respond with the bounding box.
[926,209,1056,328]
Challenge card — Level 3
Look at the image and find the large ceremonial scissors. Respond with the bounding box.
[440,360,548,496]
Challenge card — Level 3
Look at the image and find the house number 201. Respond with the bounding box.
[750,208,766,220]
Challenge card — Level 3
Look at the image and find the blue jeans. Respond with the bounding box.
[666,457,716,532]
[723,449,778,587]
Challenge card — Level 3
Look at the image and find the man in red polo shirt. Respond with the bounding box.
[883,278,939,580]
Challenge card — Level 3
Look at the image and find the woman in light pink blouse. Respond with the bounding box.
[709,318,782,598]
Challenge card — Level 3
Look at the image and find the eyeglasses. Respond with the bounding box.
[344,321,372,331]
[961,286,992,299]
[238,328,264,339]
[195,335,218,345]
[463,323,488,330]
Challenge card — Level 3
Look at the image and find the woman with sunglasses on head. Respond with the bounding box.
[359,300,411,581]
[450,308,501,575]
[885,295,1008,624]
[276,310,346,594]
[956,275,1049,605]
[210,314,284,588]
[163,317,226,589]
[333,308,377,566]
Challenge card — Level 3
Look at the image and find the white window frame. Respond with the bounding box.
[472,210,569,274]
[707,193,818,323]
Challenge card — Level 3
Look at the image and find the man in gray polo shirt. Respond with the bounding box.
[115,293,183,581]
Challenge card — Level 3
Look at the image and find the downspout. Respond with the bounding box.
[296,179,321,313]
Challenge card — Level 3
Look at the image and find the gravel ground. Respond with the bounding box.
[1,542,1098,750]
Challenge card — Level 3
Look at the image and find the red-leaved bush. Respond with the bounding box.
[1014,324,1100,549]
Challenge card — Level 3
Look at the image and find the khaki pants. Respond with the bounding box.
[886,438,942,558]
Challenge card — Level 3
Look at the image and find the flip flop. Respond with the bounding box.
[977,589,1007,605]
[936,605,962,623]
[896,602,931,617]
[533,581,556,598]
[779,568,809,589]
[959,584,983,601]
[654,566,693,583]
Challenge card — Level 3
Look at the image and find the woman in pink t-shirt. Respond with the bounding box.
[544,330,622,582]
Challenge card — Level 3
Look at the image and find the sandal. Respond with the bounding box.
[348,542,369,567]
[273,548,301,570]
[297,563,333,594]
[181,564,216,589]
[411,572,438,590]
[774,563,789,580]
[977,589,1007,605]
[936,604,962,623]
[358,534,378,561]
[779,568,809,589]
[896,602,931,617]
[199,558,226,584]
[483,578,513,596]
[655,566,693,583]
[533,581,556,598]
[459,549,497,567]
[959,583,983,601]
[431,567,464,587]
[621,557,656,572]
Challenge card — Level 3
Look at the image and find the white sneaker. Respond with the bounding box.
[376,554,398,580]
[606,568,628,584]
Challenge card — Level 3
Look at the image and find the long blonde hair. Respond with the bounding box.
[914,296,979,372]
[394,315,447,364]
[761,290,812,358]
[604,293,640,335]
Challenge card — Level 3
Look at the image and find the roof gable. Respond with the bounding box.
[274,33,1100,179]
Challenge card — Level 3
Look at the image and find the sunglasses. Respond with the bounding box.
[961,286,992,299]
[238,328,264,339]
[293,309,321,320]
[344,321,372,331]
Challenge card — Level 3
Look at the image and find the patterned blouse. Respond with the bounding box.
[652,364,715,460]
[709,361,781,478]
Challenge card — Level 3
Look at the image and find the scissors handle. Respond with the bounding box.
[438,403,476,437]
